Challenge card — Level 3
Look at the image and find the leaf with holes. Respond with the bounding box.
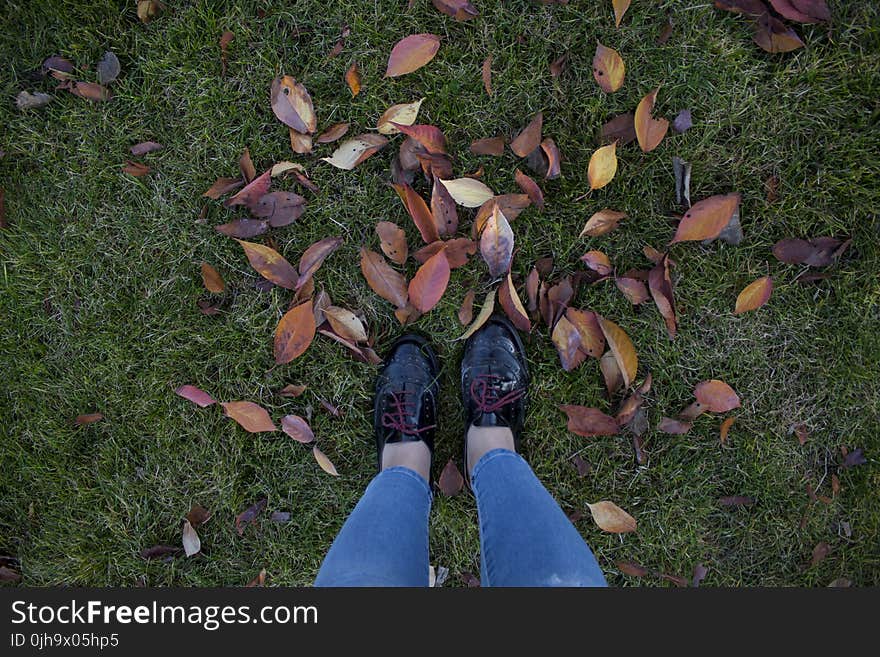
[587,501,636,533]
[735,276,773,314]
[593,42,625,93]
[480,206,514,278]
[274,301,316,364]
[671,193,741,243]
[237,240,298,289]
[598,316,638,387]
[270,76,316,133]
[281,415,315,443]
[409,250,451,313]
[431,177,458,235]
[385,34,441,77]
[360,248,409,309]
[561,405,619,436]
[175,385,216,408]
[635,87,669,153]
[222,401,276,433]
[376,222,408,265]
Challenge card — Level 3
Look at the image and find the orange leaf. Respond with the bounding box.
[588,142,618,190]
[510,112,543,158]
[542,137,561,179]
[401,183,440,244]
[222,401,276,433]
[409,250,451,313]
[413,238,475,269]
[236,240,299,289]
[289,128,313,154]
[514,168,544,209]
[634,87,669,153]
[385,34,441,77]
[587,500,636,533]
[313,445,339,476]
[498,273,531,332]
[433,0,479,21]
[281,414,315,443]
[613,0,631,27]
[597,316,638,387]
[735,276,773,314]
[203,177,243,199]
[694,380,741,413]
[360,248,409,309]
[345,62,361,96]
[552,315,586,371]
[239,147,255,182]
[376,221,408,265]
[470,136,505,156]
[297,236,343,290]
[200,262,225,293]
[270,76,316,133]
[592,42,625,92]
[274,300,316,364]
[74,413,104,425]
[560,405,620,436]
[580,208,626,237]
[123,161,150,177]
[480,206,514,278]
[481,54,493,96]
[565,308,605,358]
[392,123,448,155]
[720,416,735,444]
[671,193,741,243]
[316,122,350,144]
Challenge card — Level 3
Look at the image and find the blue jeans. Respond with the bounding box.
[315,448,607,587]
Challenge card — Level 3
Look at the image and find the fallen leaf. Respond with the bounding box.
[122,161,150,177]
[252,191,306,228]
[720,416,735,443]
[74,413,104,425]
[673,109,693,133]
[587,501,636,533]
[514,169,544,209]
[657,417,693,434]
[470,136,506,156]
[831,474,840,496]
[617,561,650,577]
[398,183,440,244]
[360,248,409,308]
[438,459,464,496]
[597,316,638,387]
[472,194,530,233]
[671,193,741,243]
[458,290,476,325]
[811,542,831,567]
[691,564,709,587]
[409,250,451,313]
[316,122,350,143]
[541,138,561,179]
[587,142,619,190]
[175,385,216,408]
[753,13,805,53]
[235,498,267,535]
[321,134,388,170]
[197,262,224,294]
[222,401,276,433]
[431,178,459,235]
[550,52,569,77]
[566,308,605,358]
[480,206,514,278]
[673,156,692,208]
[433,0,478,20]
[182,520,201,557]
[600,350,624,395]
[186,504,211,528]
[545,277,574,327]
[842,448,866,469]
[140,545,181,561]
[648,253,677,338]
[481,54,493,96]
[136,0,163,23]
[297,236,343,290]
[97,50,121,85]
[581,250,613,277]
[15,91,53,110]
[236,240,299,289]
[224,169,271,211]
[385,33,441,77]
[376,222,408,265]
[270,76,316,133]
[313,445,339,476]
[657,12,674,43]
[572,454,590,477]
[413,239,476,269]
[499,274,531,332]
[580,209,626,237]
[634,87,669,153]
[793,423,809,445]
[561,405,619,436]
[613,0,631,26]
[281,415,315,443]
[41,55,74,79]
[203,177,243,199]
[377,99,424,134]
[714,0,772,16]
[593,42,625,93]
[441,177,494,208]
[616,277,650,305]
[772,237,847,267]
[510,113,543,158]
[289,129,313,154]
[245,569,267,587]
[274,300,317,364]
[735,276,773,314]
[694,380,741,412]
[215,219,268,239]
[600,112,636,146]
[130,141,163,156]
[769,0,828,23]
[458,289,496,340]
[63,80,110,102]
[219,30,234,75]
[270,511,291,523]
[344,62,361,97]
[324,306,367,343]
[552,316,586,371]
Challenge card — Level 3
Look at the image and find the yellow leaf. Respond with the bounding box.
[376,98,424,134]
[458,290,496,340]
[313,445,339,476]
[592,42,625,93]
[612,0,631,27]
[587,500,636,533]
[439,178,495,207]
[634,87,669,153]
[734,276,773,314]
[588,142,618,190]
[597,316,638,387]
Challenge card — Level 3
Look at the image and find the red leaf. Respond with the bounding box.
[175,385,216,408]
[694,380,741,412]
[408,250,451,313]
[514,168,544,209]
[385,34,441,77]
[391,123,448,155]
[438,459,464,496]
[224,170,272,211]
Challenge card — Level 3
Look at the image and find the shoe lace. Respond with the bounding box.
[381,390,434,435]
[469,374,524,414]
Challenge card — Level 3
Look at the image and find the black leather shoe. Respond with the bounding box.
[461,315,529,471]
[373,334,440,471]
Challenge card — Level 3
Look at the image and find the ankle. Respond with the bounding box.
[466,425,515,475]
[381,441,431,481]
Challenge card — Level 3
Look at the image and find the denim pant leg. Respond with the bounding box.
[472,448,607,587]
[314,466,432,587]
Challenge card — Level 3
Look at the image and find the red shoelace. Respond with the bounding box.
[381,390,435,435]
[469,373,524,414]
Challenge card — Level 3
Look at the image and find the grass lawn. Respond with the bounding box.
[1,0,878,587]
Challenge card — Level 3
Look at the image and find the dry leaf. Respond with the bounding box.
[324,306,368,343]
[198,262,224,294]
[123,161,150,177]
[550,52,569,77]
[409,250,451,313]
[671,193,741,243]
[552,315,586,371]
[498,274,531,332]
[222,401,276,433]
[587,500,636,533]
[136,0,163,23]
[440,178,494,208]
[219,31,234,76]
[580,209,626,237]
[510,113,543,158]
[376,221,408,265]
[392,122,448,154]
[237,148,255,183]
[753,14,805,53]
[235,499,267,535]
[400,183,440,243]
[345,62,361,96]
[252,191,306,228]
[360,248,409,309]
[773,237,849,267]
[482,54,493,96]
[16,91,53,110]
[431,178,459,235]
[613,0,631,26]
[237,240,298,289]
[600,350,623,395]
[186,503,211,528]
[74,413,104,425]
[225,169,271,211]
[514,169,544,209]
[616,277,650,305]
[601,112,636,145]
[96,51,121,85]
[658,417,693,434]
[769,0,829,23]
[735,276,773,314]
[581,250,613,277]
[297,236,343,291]
[459,290,496,340]
[270,76,316,133]
[694,380,741,413]
[438,459,464,496]
[593,42,625,93]
[203,177,243,200]
[182,520,201,557]
[175,385,216,408]
[433,0,478,20]
[793,423,809,445]
[63,80,111,102]
[414,239,475,269]
[648,253,677,338]
[811,542,831,567]
[470,136,506,156]
[274,300,317,364]
[598,316,638,387]
[480,206,514,278]
[459,289,475,325]
[313,445,339,476]
[541,138,561,179]
[215,219,268,239]
[617,561,650,577]
[634,87,669,153]
[588,142,618,190]
[321,134,388,170]
[385,34,441,77]
[377,99,424,134]
[281,415,315,443]
[316,122,350,144]
[566,308,605,358]
[560,405,619,436]
[720,416,735,443]
[279,384,307,398]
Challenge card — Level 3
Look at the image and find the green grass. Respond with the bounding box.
[1,0,878,587]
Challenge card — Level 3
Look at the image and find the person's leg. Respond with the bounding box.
[315,335,439,587]
[469,428,607,587]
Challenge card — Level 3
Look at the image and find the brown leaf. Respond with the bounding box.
[252,191,306,228]
[694,380,741,412]
[616,277,650,305]
[219,30,234,75]
[64,80,111,102]
[376,221,408,265]
[413,239,476,269]
[281,414,315,443]
[235,498,267,535]
[601,112,636,146]
[203,177,243,200]
[550,52,569,77]
[360,248,409,308]
[321,134,388,170]
[385,34,441,77]
[541,138,561,179]
[313,445,339,476]
[279,384,306,398]
[648,253,677,338]
[140,545,181,561]
[593,42,625,93]
[136,0,163,24]
[580,250,613,277]
[438,459,464,496]
[597,316,638,387]
[753,13,805,53]
[409,250,451,313]
[345,62,361,96]
[613,0,631,26]
[431,177,459,235]
[735,276,773,314]
[714,0,771,16]
[289,129,313,154]
[580,209,626,237]
[545,277,573,327]
[671,193,741,243]
[481,53,493,96]
[175,385,216,408]
[617,561,650,577]
[499,274,531,332]
[377,99,424,134]
[561,405,620,436]
[514,169,544,209]
[720,416,735,444]
[769,0,827,24]
[526,268,540,313]
[74,413,104,425]
[811,542,831,567]
[634,87,669,153]
[237,147,256,183]
[572,454,591,477]
[433,0,478,20]
[458,289,496,340]
[245,569,267,587]
[587,501,636,533]
[772,237,847,267]
[237,240,298,289]
[657,13,674,44]
[480,206,514,279]
[225,169,271,211]
[566,308,605,358]
[657,417,693,434]
[130,141,163,156]
[510,113,543,158]
[400,183,440,244]
[123,161,150,177]
[274,300,316,364]
[270,76,316,133]
[186,504,211,528]
[316,122,350,144]
[600,350,623,396]
[200,262,225,294]
[552,316,586,371]
[222,401,276,433]
[215,219,268,239]
[793,423,809,445]
[297,236,343,291]
[587,142,618,190]
[470,136,506,156]
[458,289,476,325]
